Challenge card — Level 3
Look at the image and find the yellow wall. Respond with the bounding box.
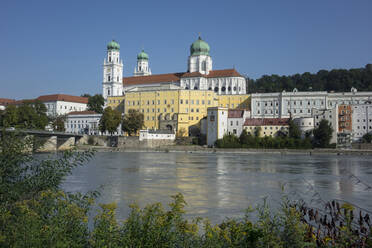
[244,125,288,137]
[217,94,250,109]
[108,91,250,136]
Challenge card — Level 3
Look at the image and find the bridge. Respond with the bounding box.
[3,129,84,152]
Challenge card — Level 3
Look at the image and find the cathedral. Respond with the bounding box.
[102,37,247,100]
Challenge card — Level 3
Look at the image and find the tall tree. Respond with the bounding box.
[288,119,301,139]
[87,94,104,114]
[99,107,121,135]
[121,109,144,136]
[313,119,333,148]
[2,105,18,128]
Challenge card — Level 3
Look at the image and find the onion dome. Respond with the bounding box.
[190,36,210,56]
[137,49,149,60]
[107,40,120,51]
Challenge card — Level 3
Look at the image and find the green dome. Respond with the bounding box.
[107,40,120,51]
[190,36,210,56]
[137,49,149,60]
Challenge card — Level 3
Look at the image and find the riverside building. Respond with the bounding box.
[104,37,250,135]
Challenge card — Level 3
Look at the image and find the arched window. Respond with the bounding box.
[208,87,212,90]
[233,86,237,91]
[108,75,111,82]
[109,57,111,62]
[108,89,110,96]
[228,86,231,92]
[214,87,218,92]
[221,87,226,92]
[194,86,198,90]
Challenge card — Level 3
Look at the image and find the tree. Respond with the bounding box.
[87,94,104,114]
[288,119,301,139]
[362,133,372,143]
[313,119,333,148]
[121,109,144,136]
[99,107,121,135]
[2,105,18,127]
[52,115,66,132]
[16,103,48,130]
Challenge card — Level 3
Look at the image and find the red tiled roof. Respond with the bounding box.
[243,118,290,126]
[0,98,15,105]
[228,109,244,118]
[36,94,88,104]
[122,69,244,86]
[123,72,184,86]
[67,110,98,115]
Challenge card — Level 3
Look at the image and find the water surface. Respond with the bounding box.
[62,152,372,223]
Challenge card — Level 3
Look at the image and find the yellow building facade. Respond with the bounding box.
[243,118,289,137]
[107,89,250,136]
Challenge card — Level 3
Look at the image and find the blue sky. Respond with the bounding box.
[1,0,371,99]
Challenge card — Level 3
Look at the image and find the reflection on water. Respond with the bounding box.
[62,152,372,224]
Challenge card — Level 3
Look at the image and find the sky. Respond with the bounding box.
[1,0,372,99]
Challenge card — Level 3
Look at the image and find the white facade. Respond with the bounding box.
[188,54,213,75]
[312,108,338,144]
[251,88,372,119]
[351,103,372,142]
[227,110,250,137]
[207,107,228,146]
[65,112,102,135]
[180,76,246,95]
[139,129,175,141]
[44,101,87,117]
[293,117,314,138]
[102,41,123,99]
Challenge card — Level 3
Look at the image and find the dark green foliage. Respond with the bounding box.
[99,107,122,135]
[215,134,241,148]
[217,130,313,149]
[248,64,372,93]
[87,94,104,114]
[1,102,48,130]
[121,109,144,136]
[362,132,372,143]
[52,115,66,132]
[288,119,301,139]
[313,119,333,148]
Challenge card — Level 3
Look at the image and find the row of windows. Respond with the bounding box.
[144,116,200,121]
[127,99,212,106]
[136,107,202,114]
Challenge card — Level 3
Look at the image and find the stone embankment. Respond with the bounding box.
[76,144,372,156]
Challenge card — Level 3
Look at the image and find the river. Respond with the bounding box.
[62,152,372,224]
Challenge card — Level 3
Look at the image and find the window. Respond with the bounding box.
[180,99,183,104]
[157,100,160,104]
[164,100,167,104]
[186,100,188,104]
[191,100,194,104]
[196,100,199,105]
[191,108,194,112]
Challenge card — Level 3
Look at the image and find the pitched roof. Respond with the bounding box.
[122,69,244,86]
[228,109,244,118]
[67,110,98,115]
[243,118,290,126]
[123,72,184,86]
[36,94,88,104]
[0,98,15,105]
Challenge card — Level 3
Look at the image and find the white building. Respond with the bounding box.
[102,40,124,99]
[227,109,250,136]
[312,108,338,144]
[13,94,88,117]
[351,103,372,142]
[139,129,175,141]
[103,37,247,99]
[251,88,372,119]
[65,111,101,135]
[293,117,314,138]
[207,107,228,146]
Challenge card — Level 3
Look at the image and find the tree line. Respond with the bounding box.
[215,119,334,149]
[248,64,372,93]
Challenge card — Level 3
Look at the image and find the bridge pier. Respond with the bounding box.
[35,136,57,152]
[57,136,75,151]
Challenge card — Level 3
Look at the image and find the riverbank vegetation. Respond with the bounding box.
[1,133,370,247]
[216,119,334,149]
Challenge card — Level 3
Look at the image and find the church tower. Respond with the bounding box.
[188,36,212,75]
[102,40,123,100]
[134,49,151,76]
